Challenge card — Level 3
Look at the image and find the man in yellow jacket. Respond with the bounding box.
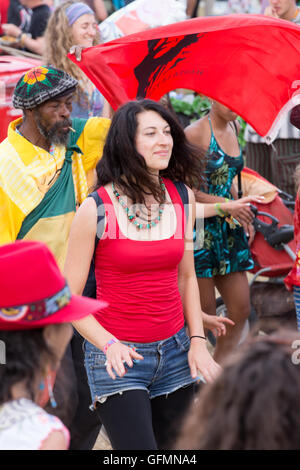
[0,65,110,270]
[0,65,110,450]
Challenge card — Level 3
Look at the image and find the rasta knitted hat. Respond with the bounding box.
[12,65,78,110]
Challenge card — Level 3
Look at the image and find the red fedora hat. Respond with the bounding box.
[0,240,107,330]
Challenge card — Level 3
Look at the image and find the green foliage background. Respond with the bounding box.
[170,94,247,149]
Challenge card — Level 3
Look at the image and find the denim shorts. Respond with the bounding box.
[84,327,198,407]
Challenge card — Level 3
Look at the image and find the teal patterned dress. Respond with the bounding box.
[194,117,254,278]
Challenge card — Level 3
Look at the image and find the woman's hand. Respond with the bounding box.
[264,6,279,18]
[202,312,235,338]
[241,221,255,245]
[105,342,144,380]
[1,23,21,38]
[223,195,264,224]
[69,45,85,61]
[188,340,221,383]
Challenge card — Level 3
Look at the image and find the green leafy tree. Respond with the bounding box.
[170,93,246,149]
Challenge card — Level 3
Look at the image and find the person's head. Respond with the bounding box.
[0,240,106,406]
[44,1,100,85]
[210,99,238,122]
[29,92,74,146]
[66,2,99,47]
[268,0,297,20]
[96,98,205,204]
[176,329,300,450]
[12,65,78,145]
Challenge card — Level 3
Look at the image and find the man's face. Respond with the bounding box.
[268,0,296,19]
[33,93,74,146]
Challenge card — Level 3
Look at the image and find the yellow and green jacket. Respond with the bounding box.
[0,116,110,269]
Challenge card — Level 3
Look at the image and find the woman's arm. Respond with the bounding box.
[63,197,115,350]
[178,187,221,383]
[39,430,68,450]
[195,195,264,219]
[93,0,108,21]
[64,197,96,295]
[19,35,45,56]
[1,23,45,55]
[64,197,143,378]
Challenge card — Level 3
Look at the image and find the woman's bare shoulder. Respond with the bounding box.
[184,116,210,148]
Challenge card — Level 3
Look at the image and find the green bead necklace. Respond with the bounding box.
[112,177,166,230]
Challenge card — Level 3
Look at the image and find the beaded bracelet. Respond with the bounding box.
[103,338,119,353]
[214,202,227,217]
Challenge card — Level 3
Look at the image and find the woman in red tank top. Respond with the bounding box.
[64,99,229,450]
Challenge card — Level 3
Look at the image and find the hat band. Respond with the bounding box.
[0,284,71,324]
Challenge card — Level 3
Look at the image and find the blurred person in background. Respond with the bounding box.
[7,0,26,26]
[44,1,111,119]
[0,0,9,35]
[264,0,300,19]
[2,0,50,55]
[84,0,108,21]
[176,329,300,450]
[0,241,105,450]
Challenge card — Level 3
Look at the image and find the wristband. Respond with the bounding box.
[18,32,32,46]
[190,335,206,341]
[214,202,227,217]
[103,337,119,353]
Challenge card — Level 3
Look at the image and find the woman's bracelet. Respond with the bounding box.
[103,337,119,353]
[190,335,207,341]
[214,202,227,217]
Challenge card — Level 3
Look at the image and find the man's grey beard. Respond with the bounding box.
[33,111,71,146]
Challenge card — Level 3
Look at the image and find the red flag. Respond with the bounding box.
[68,14,300,142]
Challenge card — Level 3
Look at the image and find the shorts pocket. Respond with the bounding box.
[92,351,107,366]
[85,341,107,369]
[175,329,190,353]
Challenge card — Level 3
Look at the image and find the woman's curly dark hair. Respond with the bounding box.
[95,99,205,205]
[0,329,56,405]
[176,329,300,450]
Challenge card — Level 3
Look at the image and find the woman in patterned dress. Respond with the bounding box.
[185,100,258,363]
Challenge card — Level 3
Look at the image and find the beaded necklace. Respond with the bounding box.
[112,177,166,230]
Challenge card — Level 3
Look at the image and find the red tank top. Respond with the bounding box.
[93,178,186,342]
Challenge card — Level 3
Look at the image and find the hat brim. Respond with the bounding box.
[0,295,107,331]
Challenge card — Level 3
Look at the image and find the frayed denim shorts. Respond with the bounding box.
[84,327,198,408]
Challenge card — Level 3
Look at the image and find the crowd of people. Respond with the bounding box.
[0,0,300,452]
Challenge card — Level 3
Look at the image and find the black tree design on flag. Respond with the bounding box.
[134,33,204,98]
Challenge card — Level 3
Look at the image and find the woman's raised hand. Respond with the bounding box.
[69,45,85,61]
